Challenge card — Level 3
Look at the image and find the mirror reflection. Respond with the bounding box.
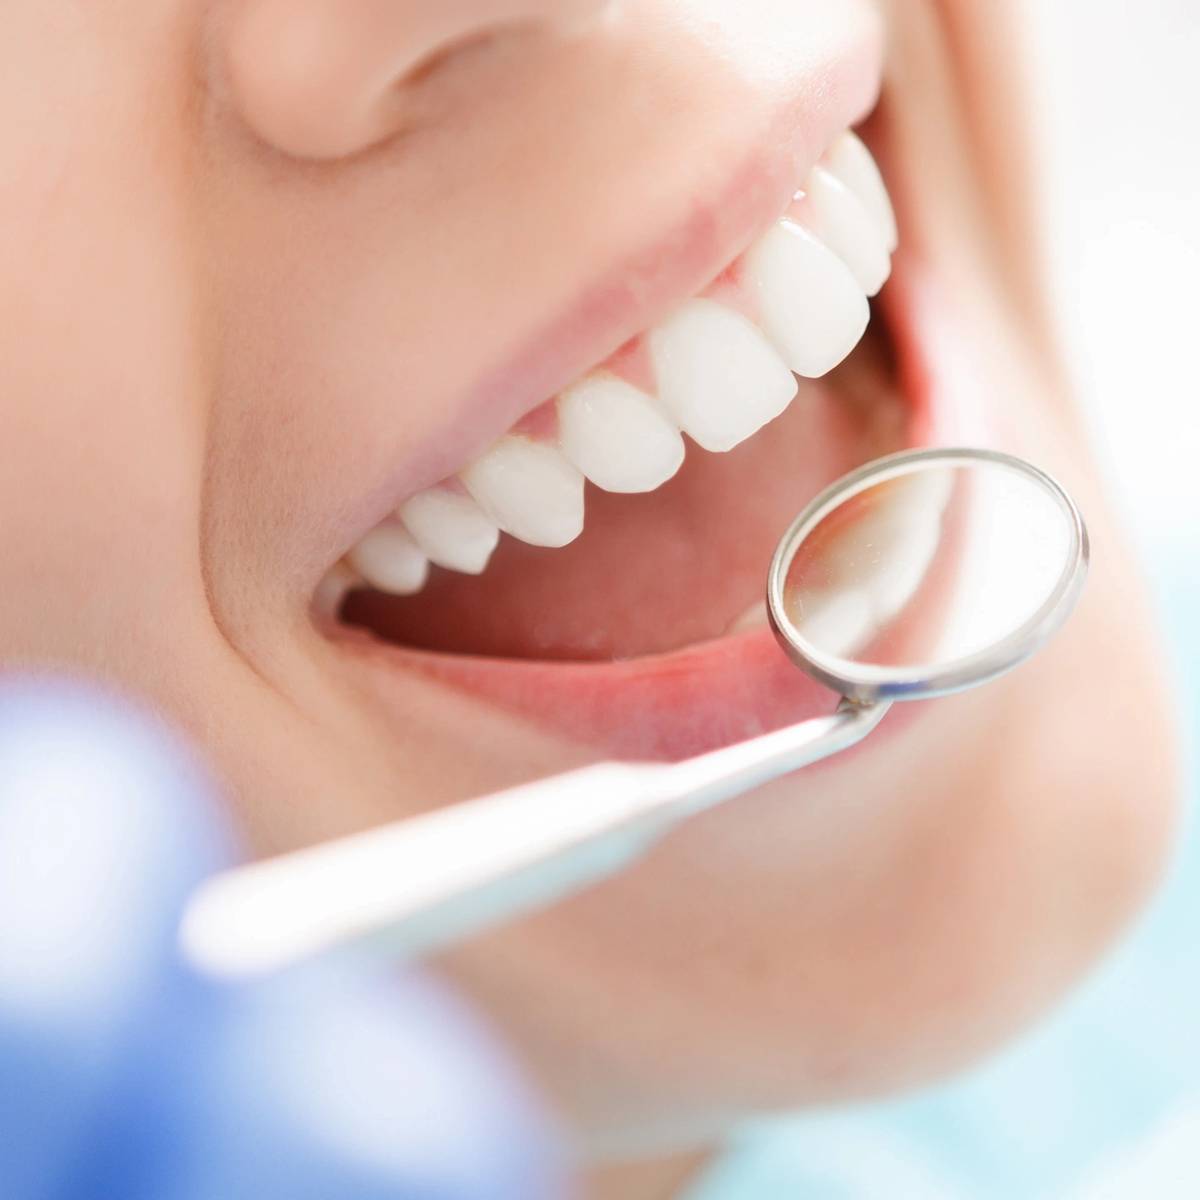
[781,458,1074,676]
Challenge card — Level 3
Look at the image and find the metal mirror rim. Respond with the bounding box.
[766,447,1090,703]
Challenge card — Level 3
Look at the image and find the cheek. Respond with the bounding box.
[0,13,209,675]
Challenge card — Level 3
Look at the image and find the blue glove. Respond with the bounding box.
[0,679,563,1200]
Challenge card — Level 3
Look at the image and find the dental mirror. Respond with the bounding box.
[182,447,1089,980]
[768,447,1088,702]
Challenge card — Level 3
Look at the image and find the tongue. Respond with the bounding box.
[346,351,909,661]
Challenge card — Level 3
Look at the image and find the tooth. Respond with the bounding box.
[647,298,799,452]
[313,562,360,619]
[800,165,892,296]
[347,523,429,595]
[460,435,585,548]
[557,374,685,493]
[822,130,898,253]
[399,487,499,575]
[742,221,869,379]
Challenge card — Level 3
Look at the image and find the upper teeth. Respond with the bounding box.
[336,130,897,599]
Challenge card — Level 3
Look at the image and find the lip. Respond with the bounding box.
[334,211,1000,761]
[331,33,886,560]
[325,25,959,764]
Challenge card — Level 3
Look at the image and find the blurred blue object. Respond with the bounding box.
[0,680,563,1200]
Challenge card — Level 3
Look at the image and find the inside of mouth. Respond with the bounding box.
[340,311,911,663]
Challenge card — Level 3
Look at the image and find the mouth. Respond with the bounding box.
[320,112,979,761]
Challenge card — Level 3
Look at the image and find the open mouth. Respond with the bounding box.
[321,121,965,760]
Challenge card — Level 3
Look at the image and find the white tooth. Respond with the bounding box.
[647,298,798,452]
[822,130,898,253]
[791,586,875,658]
[742,221,869,379]
[399,487,499,575]
[347,524,429,595]
[460,435,585,548]
[557,375,685,493]
[801,165,892,296]
[313,562,360,620]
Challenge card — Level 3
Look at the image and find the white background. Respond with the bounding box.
[1024,1,1200,547]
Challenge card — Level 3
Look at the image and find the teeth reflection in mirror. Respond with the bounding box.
[899,465,956,515]
[867,513,942,621]
[460,435,585,548]
[798,473,954,648]
[399,487,500,575]
[792,586,875,658]
[647,298,798,452]
[742,222,869,379]
[821,130,899,253]
[347,523,429,595]
[799,166,892,296]
[557,375,685,493]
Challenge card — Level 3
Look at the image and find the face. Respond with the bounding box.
[0,0,1180,1160]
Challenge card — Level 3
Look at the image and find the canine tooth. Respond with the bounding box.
[801,165,892,296]
[647,298,798,452]
[742,221,869,378]
[822,130,898,253]
[557,375,685,493]
[347,524,429,595]
[461,435,585,548]
[399,487,499,575]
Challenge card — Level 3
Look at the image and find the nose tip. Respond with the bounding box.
[223,0,615,162]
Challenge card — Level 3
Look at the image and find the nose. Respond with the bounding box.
[223,0,614,160]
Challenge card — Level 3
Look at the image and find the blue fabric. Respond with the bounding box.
[689,544,1200,1199]
[0,681,563,1200]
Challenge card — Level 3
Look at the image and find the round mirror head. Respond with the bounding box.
[767,448,1089,702]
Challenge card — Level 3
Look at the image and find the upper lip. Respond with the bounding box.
[340,42,886,562]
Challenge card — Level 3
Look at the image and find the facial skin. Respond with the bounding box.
[0,0,1181,1193]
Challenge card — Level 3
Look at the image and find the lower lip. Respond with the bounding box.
[342,252,993,762]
